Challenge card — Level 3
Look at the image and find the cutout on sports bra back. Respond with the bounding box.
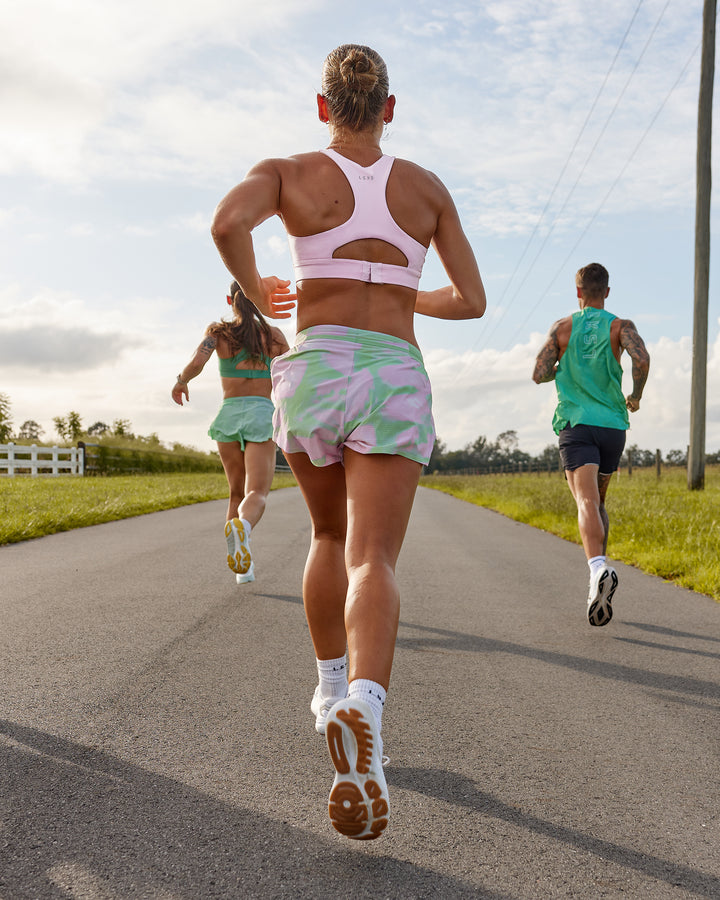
[332,238,409,268]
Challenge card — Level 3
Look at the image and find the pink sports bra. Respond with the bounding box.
[287,149,428,290]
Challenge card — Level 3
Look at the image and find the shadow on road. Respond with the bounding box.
[388,765,719,898]
[623,619,720,644]
[0,719,511,900]
[395,620,720,703]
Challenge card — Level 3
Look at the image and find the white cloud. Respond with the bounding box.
[425,327,720,456]
[389,0,704,236]
[266,235,289,257]
[173,212,212,234]
[2,0,708,234]
[1,0,322,183]
[67,223,96,237]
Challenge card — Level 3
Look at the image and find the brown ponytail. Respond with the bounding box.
[206,282,273,361]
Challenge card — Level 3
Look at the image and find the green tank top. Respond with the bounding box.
[217,347,272,379]
[552,308,629,434]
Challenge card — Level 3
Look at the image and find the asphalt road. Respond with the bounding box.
[0,486,718,899]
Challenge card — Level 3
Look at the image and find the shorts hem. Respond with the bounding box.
[275,438,430,468]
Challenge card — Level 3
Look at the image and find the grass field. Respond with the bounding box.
[420,466,720,601]
[0,472,297,545]
[2,467,718,602]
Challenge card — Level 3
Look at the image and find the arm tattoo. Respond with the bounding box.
[533,324,560,383]
[198,335,217,358]
[619,320,650,398]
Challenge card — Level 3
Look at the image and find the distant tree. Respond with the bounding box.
[53,411,83,442]
[665,449,687,466]
[87,421,109,436]
[0,393,12,442]
[622,444,653,468]
[635,448,656,467]
[17,420,44,441]
[535,443,561,471]
[53,415,71,441]
[136,432,161,446]
[112,418,133,437]
[468,435,490,467]
[66,411,83,440]
[624,444,638,467]
[496,430,519,453]
[442,445,475,471]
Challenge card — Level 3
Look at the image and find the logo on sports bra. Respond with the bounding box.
[358,174,374,181]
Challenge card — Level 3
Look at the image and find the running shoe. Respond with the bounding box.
[587,565,618,627]
[325,698,389,840]
[225,518,252,575]
[311,686,342,735]
[236,562,255,585]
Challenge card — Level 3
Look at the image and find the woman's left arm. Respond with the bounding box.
[414,180,486,320]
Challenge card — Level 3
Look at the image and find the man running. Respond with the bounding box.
[533,263,650,626]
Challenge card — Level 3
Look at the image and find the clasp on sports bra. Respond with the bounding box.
[365,261,386,284]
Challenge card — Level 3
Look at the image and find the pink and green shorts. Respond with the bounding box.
[271,325,435,467]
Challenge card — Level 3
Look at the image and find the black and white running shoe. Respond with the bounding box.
[587,565,618,626]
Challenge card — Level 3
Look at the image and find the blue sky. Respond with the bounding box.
[1,0,717,455]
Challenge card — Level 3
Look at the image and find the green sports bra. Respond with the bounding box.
[218,348,272,379]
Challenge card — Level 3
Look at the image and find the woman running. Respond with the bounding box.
[172,282,289,584]
[211,44,486,838]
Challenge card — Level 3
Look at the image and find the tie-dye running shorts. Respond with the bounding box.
[271,325,435,467]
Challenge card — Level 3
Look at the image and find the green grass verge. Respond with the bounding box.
[0,472,297,545]
[5,467,719,602]
[421,466,720,601]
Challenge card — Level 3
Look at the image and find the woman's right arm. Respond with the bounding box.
[414,179,486,320]
[171,332,217,406]
[211,160,297,320]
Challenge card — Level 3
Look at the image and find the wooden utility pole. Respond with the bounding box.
[688,0,716,490]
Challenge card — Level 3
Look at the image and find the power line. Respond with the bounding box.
[489,0,672,343]
[449,0,678,388]
[499,37,701,353]
[478,0,648,351]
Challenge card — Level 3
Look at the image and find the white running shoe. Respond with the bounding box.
[225,518,252,575]
[587,565,618,627]
[311,686,343,735]
[236,562,255,585]
[325,698,389,840]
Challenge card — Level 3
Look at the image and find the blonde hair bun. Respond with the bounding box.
[321,44,389,130]
[340,49,378,94]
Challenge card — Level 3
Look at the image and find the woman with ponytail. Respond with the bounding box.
[171,281,289,584]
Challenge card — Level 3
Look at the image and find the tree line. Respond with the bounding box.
[2,394,716,471]
[0,394,196,456]
[0,396,141,445]
[427,430,719,473]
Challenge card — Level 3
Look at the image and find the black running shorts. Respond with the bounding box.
[558,423,626,474]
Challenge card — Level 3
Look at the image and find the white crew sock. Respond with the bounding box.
[316,655,348,700]
[348,678,386,732]
[588,555,606,576]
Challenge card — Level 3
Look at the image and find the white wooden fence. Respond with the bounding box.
[0,443,84,476]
